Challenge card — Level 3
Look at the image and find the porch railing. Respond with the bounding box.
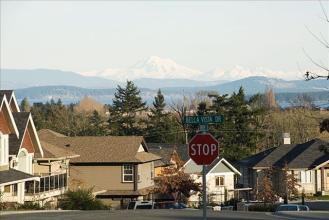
[25,173,68,196]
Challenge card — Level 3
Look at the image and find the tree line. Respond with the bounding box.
[21,81,329,161]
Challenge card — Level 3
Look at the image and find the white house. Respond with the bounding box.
[183,157,241,205]
[0,90,78,206]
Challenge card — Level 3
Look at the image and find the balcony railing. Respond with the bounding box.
[25,173,68,196]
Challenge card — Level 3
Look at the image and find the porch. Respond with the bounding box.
[24,173,68,201]
[318,166,329,195]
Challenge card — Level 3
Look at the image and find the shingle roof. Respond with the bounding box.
[148,144,174,167]
[184,156,240,175]
[34,141,79,159]
[148,143,189,163]
[237,147,276,167]
[254,139,329,169]
[38,129,67,138]
[38,129,160,163]
[97,186,154,197]
[0,90,13,101]
[0,95,4,105]
[0,169,36,185]
[9,112,30,155]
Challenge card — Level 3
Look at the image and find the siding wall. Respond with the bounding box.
[0,111,10,134]
[22,129,35,153]
[69,165,134,192]
[188,172,235,204]
[137,162,154,190]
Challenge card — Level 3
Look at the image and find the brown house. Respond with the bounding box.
[38,129,160,208]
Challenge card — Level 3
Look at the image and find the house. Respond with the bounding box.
[38,129,161,209]
[237,133,329,197]
[0,90,77,206]
[147,143,188,177]
[183,157,241,205]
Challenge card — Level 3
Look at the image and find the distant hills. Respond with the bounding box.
[1,69,120,89]
[1,67,329,106]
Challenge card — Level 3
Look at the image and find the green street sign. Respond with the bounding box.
[184,115,224,125]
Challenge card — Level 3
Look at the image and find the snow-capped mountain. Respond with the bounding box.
[204,66,300,81]
[80,56,301,82]
[81,56,202,81]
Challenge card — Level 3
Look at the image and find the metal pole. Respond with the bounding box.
[202,164,207,220]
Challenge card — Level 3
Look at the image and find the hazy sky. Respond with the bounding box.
[1,1,328,74]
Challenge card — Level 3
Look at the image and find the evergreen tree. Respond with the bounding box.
[85,110,108,136]
[108,81,147,135]
[20,97,31,112]
[146,89,173,143]
[208,87,266,160]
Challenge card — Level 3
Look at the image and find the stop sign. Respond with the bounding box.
[188,133,219,165]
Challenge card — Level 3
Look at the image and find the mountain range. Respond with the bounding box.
[80,56,300,81]
[1,56,328,105]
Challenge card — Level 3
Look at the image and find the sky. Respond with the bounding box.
[0,1,328,80]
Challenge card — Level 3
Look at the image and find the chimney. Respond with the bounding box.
[282,133,291,145]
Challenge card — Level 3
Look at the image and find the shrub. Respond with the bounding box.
[224,198,239,206]
[59,188,107,210]
[306,195,329,200]
[17,202,44,210]
[248,203,279,212]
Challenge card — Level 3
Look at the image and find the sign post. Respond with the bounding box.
[185,115,223,220]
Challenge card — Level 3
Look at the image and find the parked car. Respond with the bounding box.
[212,205,234,211]
[127,201,154,210]
[275,204,310,212]
[154,202,191,209]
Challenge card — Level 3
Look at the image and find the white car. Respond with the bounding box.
[127,201,154,210]
[275,204,310,212]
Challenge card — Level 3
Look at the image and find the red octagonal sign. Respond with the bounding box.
[188,133,219,165]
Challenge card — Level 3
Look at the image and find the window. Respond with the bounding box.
[123,164,134,182]
[4,185,10,193]
[12,184,18,196]
[215,176,225,186]
[300,170,312,183]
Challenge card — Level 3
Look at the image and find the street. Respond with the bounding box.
[1,210,329,220]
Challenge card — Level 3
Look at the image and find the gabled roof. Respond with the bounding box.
[0,95,19,137]
[148,144,174,167]
[34,141,79,160]
[0,90,20,112]
[38,129,160,163]
[9,112,43,156]
[253,139,329,169]
[183,157,241,176]
[148,143,189,164]
[237,147,276,167]
[0,169,39,186]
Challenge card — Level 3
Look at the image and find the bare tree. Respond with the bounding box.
[305,1,329,80]
[170,95,194,144]
[264,86,278,110]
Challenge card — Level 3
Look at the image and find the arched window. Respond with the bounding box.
[17,149,30,173]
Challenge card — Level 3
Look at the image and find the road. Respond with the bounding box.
[0,210,328,220]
